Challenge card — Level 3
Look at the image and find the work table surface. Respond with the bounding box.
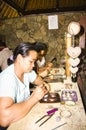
[8,78,86,130]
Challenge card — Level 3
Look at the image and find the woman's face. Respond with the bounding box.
[20,50,38,72]
[40,50,46,56]
[38,50,46,60]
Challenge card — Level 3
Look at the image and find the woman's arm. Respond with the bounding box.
[0,84,48,127]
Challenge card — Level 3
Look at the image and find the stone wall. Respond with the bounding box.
[0,12,86,64]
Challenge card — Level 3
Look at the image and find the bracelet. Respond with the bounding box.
[60,110,72,118]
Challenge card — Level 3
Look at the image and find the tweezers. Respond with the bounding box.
[35,108,58,127]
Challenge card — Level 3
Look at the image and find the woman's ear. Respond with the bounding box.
[17,54,23,64]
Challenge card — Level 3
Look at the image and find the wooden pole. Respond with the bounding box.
[66,33,72,77]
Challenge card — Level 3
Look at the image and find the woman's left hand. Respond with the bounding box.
[43,82,50,91]
[39,70,49,78]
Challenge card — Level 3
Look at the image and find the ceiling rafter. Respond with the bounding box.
[23,6,86,15]
[56,0,59,8]
[23,0,29,10]
[2,0,25,15]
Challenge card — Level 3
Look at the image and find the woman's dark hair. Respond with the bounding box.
[13,42,37,61]
[33,42,48,53]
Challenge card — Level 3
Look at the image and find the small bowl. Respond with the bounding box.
[49,93,57,98]
[44,94,49,98]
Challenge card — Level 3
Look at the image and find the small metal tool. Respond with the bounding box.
[52,122,67,130]
[35,108,58,127]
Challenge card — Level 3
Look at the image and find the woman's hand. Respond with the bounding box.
[43,82,50,91]
[39,70,49,78]
[31,84,49,101]
[46,62,53,68]
[45,62,53,71]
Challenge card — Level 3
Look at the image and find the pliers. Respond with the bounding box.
[35,108,58,127]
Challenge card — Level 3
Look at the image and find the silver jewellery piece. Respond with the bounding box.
[52,122,67,130]
[60,110,72,118]
[56,116,61,122]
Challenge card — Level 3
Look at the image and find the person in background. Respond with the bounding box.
[7,55,14,65]
[0,41,13,71]
[0,42,50,129]
[33,42,53,77]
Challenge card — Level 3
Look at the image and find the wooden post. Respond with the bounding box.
[66,33,72,77]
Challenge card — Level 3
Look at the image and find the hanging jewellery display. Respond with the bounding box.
[67,21,81,82]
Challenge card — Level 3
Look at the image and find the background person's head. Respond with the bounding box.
[0,41,7,51]
[33,42,48,60]
[0,41,6,47]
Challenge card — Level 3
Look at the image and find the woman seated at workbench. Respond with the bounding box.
[33,42,53,78]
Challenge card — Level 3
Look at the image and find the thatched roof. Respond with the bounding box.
[0,0,86,19]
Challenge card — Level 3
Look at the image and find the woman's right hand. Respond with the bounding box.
[31,84,48,101]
